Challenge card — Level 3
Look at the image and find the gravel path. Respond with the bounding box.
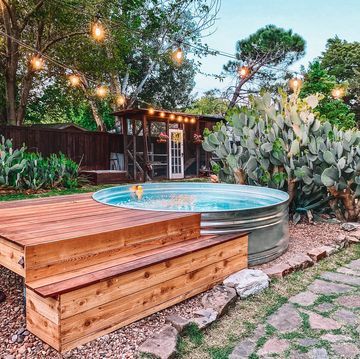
[0,222,345,358]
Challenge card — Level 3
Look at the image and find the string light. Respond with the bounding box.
[116,94,126,106]
[169,114,175,120]
[190,117,196,124]
[95,85,108,98]
[172,47,184,65]
[289,77,302,92]
[238,66,249,78]
[332,87,345,99]
[184,117,189,123]
[30,55,45,71]
[148,107,155,115]
[160,112,165,118]
[177,116,183,123]
[68,74,81,87]
[91,21,106,42]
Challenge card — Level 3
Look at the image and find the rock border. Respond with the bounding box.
[138,227,359,359]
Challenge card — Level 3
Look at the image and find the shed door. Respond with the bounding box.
[168,129,184,179]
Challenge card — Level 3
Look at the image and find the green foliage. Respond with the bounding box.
[0,136,27,188]
[321,37,360,119]
[186,90,228,116]
[202,91,360,221]
[0,136,79,190]
[300,61,356,129]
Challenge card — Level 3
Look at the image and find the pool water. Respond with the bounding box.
[92,182,288,213]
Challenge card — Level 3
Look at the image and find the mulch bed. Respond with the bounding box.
[0,222,345,358]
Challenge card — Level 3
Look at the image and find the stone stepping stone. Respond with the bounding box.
[308,348,329,359]
[307,311,342,330]
[201,285,237,317]
[308,279,353,295]
[320,333,353,343]
[289,291,319,306]
[331,343,360,359]
[138,325,178,359]
[345,259,360,271]
[297,338,319,347]
[267,303,302,332]
[331,308,359,326]
[336,295,360,308]
[314,303,334,313]
[337,267,360,277]
[320,272,360,287]
[257,338,289,356]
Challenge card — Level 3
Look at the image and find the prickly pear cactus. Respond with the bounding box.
[203,91,360,221]
[0,136,27,188]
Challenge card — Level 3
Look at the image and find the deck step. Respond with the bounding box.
[25,232,248,353]
[27,233,248,298]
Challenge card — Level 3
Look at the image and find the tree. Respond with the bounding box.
[223,25,305,108]
[186,89,228,115]
[0,0,220,130]
[300,61,356,129]
[321,37,360,120]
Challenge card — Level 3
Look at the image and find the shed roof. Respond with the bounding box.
[112,108,224,123]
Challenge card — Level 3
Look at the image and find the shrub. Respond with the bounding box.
[203,91,360,221]
[0,136,80,190]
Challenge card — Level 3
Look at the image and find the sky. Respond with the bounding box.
[193,0,360,95]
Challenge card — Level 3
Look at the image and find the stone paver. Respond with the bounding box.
[336,294,360,308]
[289,291,318,306]
[331,308,359,326]
[308,348,329,359]
[307,311,342,330]
[229,258,359,359]
[321,271,360,286]
[331,343,360,358]
[320,333,352,343]
[337,267,360,276]
[257,338,289,356]
[308,279,353,294]
[346,258,360,271]
[267,303,302,332]
[314,303,334,312]
[201,285,237,317]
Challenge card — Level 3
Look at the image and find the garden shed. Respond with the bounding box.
[112,108,223,181]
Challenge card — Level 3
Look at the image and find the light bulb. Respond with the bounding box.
[238,66,249,78]
[190,117,196,124]
[116,94,126,106]
[95,85,108,98]
[30,56,45,71]
[289,77,302,92]
[332,87,345,99]
[184,117,189,123]
[177,116,183,122]
[160,112,165,118]
[172,47,184,65]
[148,108,155,115]
[91,21,105,42]
[68,74,81,87]
[169,114,175,120]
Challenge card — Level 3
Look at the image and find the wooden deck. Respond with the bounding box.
[0,193,248,353]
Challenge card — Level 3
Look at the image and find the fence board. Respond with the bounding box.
[0,126,124,170]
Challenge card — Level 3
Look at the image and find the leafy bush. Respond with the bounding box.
[0,136,80,190]
[203,91,360,221]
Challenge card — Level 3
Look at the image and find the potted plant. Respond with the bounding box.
[157,132,169,143]
[193,133,203,145]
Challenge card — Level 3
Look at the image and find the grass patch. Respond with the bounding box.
[207,345,233,359]
[182,324,204,346]
[178,245,360,359]
[0,184,112,202]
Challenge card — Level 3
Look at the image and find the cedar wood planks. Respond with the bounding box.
[26,234,248,353]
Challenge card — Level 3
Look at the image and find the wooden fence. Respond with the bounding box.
[0,126,124,170]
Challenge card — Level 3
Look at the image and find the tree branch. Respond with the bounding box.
[41,31,87,53]
[19,0,44,33]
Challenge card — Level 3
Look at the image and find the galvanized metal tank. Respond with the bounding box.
[93,182,289,265]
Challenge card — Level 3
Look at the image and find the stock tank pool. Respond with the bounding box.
[93,182,289,265]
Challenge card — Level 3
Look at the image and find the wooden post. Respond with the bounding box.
[122,116,128,174]
[142,114,150,182]
[166,118,169,179]
[132,119,136,180]
[196,119,200,176]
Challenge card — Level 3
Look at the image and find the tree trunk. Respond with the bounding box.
[234,168,246,184]
[16,70,35,125]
